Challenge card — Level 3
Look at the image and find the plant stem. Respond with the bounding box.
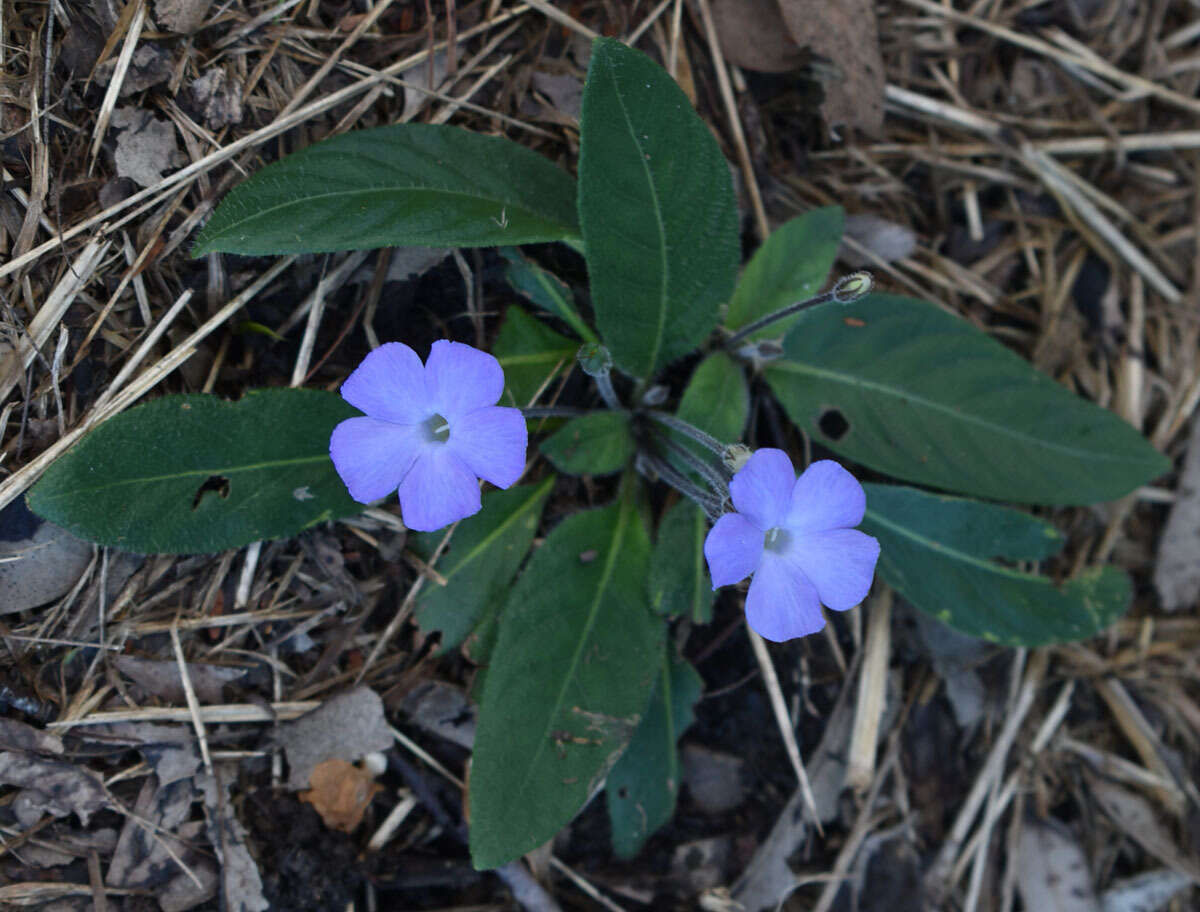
[723,271,874,350]
[643,410,727,459]
[656,432,732,498]
[593,370,621,410]
[636,453,723,521]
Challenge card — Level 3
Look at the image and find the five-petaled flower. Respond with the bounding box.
[704,449,880,642]
[329,341,527,532]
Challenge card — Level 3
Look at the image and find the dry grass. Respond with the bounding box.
[0,1,1197,910]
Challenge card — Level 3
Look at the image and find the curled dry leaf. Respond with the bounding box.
[777,0,885,136]
[299,758,383,832]
[708,0,804,73]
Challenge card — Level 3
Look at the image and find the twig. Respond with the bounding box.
[693,0,769,240]
[747,625,824,836]
[845,588,891,792]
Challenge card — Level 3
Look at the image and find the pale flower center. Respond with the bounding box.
[422,413,451,444]
[763,526,791,554]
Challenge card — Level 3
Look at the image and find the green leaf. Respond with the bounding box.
[540,411,634,475]
[493,307,577,409]
[725,207,844,341]
[500,248,596,343]
[607,649,703,858]
[469,489,664,869]
[578,38,738,379]
[26,389,362,554]
[413,478,553,652]
[676,351,749,443]
[192,124,580,257]
[650,500,712,622]
[765,293,1169,505]
[862,484,1130,645]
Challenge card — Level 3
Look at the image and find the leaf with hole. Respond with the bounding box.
[863,483,1130,645]
[469,488,663,869]
[413,478,554,653]
[26,389,363,554]
[192,123,580,256]
[607,649,703,858]
[765,293,1169,504]
[578,38,738,379]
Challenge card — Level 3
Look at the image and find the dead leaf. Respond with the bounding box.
[1016,817,1102,912]
[681,744,744,814]
[708,0,804,73]
[107,776,195,889]
[190,70,244,128]
[112,108,181,188]
[0,717,64,755]
[841,213,919,268]
[1088,776,1200,884]
[1101,869,1193,912]
[402,51,450,122]
[114,654,245,704]
[96,44,173,95]
[159,856,220,912]
[0,500,94,616]
[776,0,885,136]
[400,680,476,750]
[1153,414,1200,611]
[278,687,392,790]
[157,0,213,33]
[199,771,269,912]
[531,69,585,123]
[299,758,382,832]
[0,752,111,825]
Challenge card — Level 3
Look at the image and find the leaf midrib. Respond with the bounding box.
[200,187,553,245]
[863,506,1049,584]
[609,54,670,378]
[35,454,329,500]
[770,359,1149,466]
[514,502,630,810]
[439,479,552,587]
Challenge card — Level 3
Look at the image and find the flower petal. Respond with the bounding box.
[329,416,424,503]
[785,460,867,533]
[425,340,504,421]
[729,448,794,530]
[787,528,880,611]
[339,342,429,424]
[398,447,482,532]
[704,513,764,589]
[744,552,825,642]
[446,405,527,489]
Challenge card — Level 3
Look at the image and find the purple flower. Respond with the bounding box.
[704,449,880,642]
[329,341,527,532]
